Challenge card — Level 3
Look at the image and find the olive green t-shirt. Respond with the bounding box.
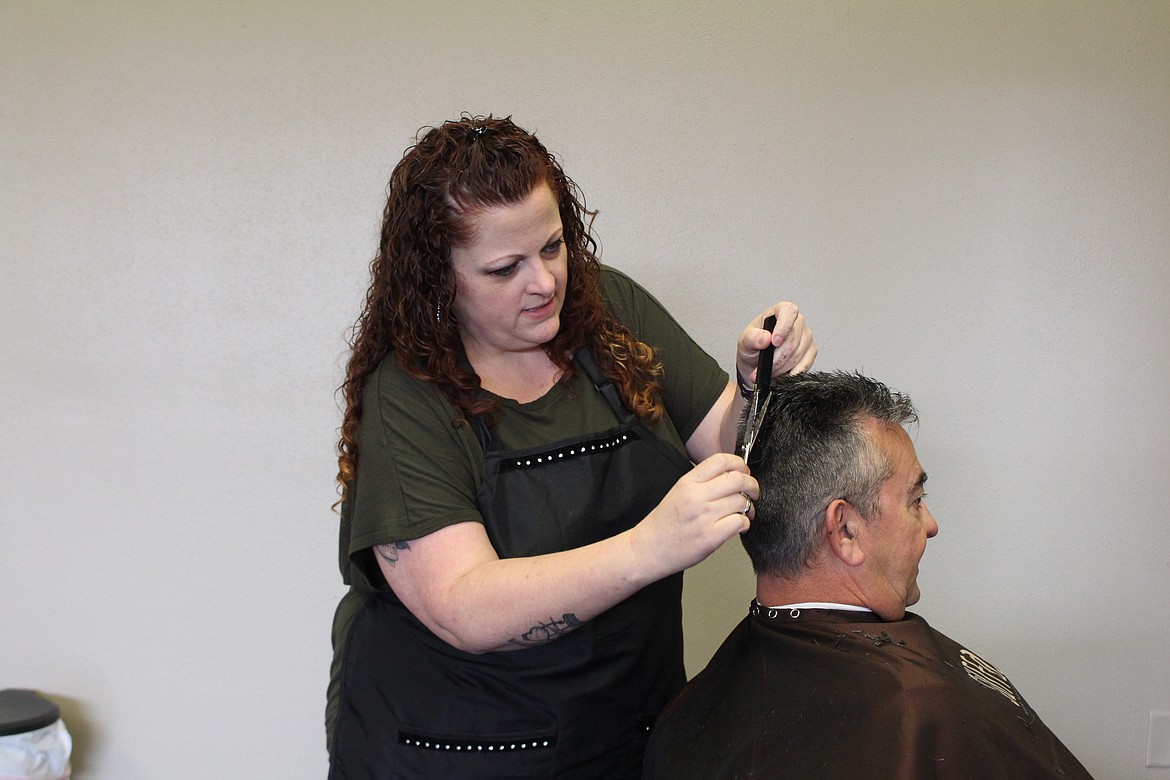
[338,266,728,592]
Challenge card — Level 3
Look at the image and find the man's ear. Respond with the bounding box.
[825,498,865,567]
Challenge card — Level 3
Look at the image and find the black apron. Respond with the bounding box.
[329,348,693,779]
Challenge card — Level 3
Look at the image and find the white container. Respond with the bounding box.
[0,690,71,780]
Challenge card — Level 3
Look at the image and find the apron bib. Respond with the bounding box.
[330,348,693,779]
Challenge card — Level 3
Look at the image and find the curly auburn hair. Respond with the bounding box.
[336,115,665,503]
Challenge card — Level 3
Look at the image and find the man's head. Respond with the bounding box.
[740,371,937,619]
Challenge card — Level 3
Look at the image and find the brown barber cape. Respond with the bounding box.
[643,606,1093,779]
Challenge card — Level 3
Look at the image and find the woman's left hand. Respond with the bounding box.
[688,300,818,461]
[736,301,817,384]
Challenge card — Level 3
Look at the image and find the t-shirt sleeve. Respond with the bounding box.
[340,357,486,590]
[600,266,729,444]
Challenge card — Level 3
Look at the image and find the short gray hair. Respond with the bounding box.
[738,371,917,577]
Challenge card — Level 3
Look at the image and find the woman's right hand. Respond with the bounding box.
[630,452,759,579]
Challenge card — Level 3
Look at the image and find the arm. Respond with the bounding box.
[685,301,818,461]
[350,353,755,654]
[376,452,757,654]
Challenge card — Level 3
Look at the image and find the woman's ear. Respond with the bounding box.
[825,498,865,567]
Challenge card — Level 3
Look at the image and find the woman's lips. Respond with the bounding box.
[524,298,555,317]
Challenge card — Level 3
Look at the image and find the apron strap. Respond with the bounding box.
[472,411,493,454]
[573,346,629,420]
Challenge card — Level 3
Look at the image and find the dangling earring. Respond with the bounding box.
[435,302,442,324]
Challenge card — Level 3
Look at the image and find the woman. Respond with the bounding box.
[327,115,816,779]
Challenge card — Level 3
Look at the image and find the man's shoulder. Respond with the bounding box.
[648,611,1092,779]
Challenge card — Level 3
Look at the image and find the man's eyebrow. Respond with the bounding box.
[910,471,928,494]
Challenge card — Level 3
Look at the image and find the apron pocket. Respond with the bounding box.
[394,726,557,779]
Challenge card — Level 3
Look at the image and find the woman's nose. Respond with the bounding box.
[527,259,556,294]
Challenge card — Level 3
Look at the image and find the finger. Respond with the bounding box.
[768,302,800,347]
[712,472,758,504]
[712,509,751,539]
[739,306,793,382]
[737,326,773,378]
[711,475,758,517]
[689,453,751,484]
[696,470,758,509]
[737,492,757,520]
[772,313,805,373]
[774,316,812,375]
[742,474,760,500]
[735,492,753,518]
[788,331,818,375]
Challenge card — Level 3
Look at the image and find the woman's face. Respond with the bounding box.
[448,183,568,365]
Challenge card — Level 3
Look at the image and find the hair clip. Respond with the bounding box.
[470,125,487,139]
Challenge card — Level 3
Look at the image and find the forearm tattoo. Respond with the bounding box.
[372,543,579,648]
[375,541,411,568]
[508,613,582,648]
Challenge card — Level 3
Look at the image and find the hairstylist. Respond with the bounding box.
[326,115,816,779]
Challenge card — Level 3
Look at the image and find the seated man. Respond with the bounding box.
[643,372,1092,779]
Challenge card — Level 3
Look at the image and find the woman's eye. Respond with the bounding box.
[490,262,519,277]
[542,239,564,256]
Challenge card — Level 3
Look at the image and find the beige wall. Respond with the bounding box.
[3,2,1168,777]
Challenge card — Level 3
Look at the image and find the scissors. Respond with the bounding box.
[740,314,777,463]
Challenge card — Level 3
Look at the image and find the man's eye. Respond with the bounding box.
[914,493,928,506]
